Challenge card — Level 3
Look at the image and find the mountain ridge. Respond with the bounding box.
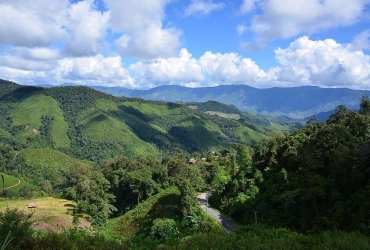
[0,79,300,164]
[91,84,370,119]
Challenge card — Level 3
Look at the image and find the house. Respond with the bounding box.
[189,158,197,164]
[28,202,37,208]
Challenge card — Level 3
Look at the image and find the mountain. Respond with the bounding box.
[92,85,370,119]
[0,79,300,165]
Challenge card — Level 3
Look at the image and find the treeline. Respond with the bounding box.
[211,95,370,233]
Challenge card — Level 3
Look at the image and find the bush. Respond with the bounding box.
[0,208,33,249]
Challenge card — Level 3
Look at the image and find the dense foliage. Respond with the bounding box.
[211,96,370,233]
[1,79,370,249]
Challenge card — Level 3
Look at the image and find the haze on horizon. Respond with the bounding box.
[0,0,370,90]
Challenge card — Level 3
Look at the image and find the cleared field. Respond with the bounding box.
[205,111,241,120]
[0,197,81,232]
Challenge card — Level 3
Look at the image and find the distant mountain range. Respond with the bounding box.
[91,85,370,119]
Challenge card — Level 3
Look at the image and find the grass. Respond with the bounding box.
[19,148,96,187]
[121,101,179,117]
[20,148,95,170]
[81,111,159,156]
[105,188,181,238]
[0,128,11,138]
[0,172,19,189]
[205,111,241,120]
[0,172,36,194]
[0,197,76,230]
[10,94,70,147]
[233,127,267,145]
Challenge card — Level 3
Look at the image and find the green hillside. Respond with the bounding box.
[0,172,38,195]
[10,94,70,147]
[0,172,19,189]
[0,80,301,164]
[106,188,224,239]
[19,148,96,189]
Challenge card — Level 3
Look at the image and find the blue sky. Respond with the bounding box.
[0,0,370,90]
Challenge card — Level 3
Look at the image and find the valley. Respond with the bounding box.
[1,79,370,249]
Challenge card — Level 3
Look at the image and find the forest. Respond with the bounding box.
[1,79,370,249]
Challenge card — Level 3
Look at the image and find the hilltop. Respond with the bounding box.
[0,79,300,164]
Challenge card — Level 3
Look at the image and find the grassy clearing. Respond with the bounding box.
[0,172,19,188]
[233,127,266,145]
[19,148,96,188]
[205,111,241,120]
[10,94,70,147]
[122,101,177,117]
[20,148,95,170]
[106,188,181,238]
[82,111,159,156]
[0,196,76,230]
[0,172,36,194]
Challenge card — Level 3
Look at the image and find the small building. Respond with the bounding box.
[28,202,37,208]
[189,158,197,164]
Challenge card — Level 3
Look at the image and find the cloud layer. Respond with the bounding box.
[240,0,370,49]
[0,0,369,90]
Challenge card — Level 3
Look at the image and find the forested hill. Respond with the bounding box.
[2,79,370,249]
[0,79,299,164]
[92,84,370,119]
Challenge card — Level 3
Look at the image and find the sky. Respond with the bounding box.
[1,0,370,90]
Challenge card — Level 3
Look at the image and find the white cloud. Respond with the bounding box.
[0,0,69,47]
[184,0,225,17]
[130,37,370,90]
[104,0,181,59]
[64,0,110,56]
[275,36,370,89]
[130,49,274,88]
[239,0,261,14]
[0,0,110,57]
[199,51,272,85]
[353,29,370,51]
[115,24,182,59]
[54,55,134,87]
[0,47,59,71]
[240,0,370,49]
[236,24,247,36]
[130,48,204,88]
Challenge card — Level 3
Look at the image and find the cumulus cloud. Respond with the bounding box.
[115,24,181,59]
[240,0,370,49]
[0,51,135,87]
[130,48,274,88]
[0,47,59,71]
[275,36,370,89]
[130,48,204,88]
[199,51,273,85]
[54,55,134,87]
[184,0,225,17]
[0,0,110,57]
[64,0,110,56]
[0,0,69,47]
[104,0,181,59]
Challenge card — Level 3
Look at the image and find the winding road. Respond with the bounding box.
[197,190,239,234]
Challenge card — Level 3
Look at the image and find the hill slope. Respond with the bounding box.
[0,80,298,164]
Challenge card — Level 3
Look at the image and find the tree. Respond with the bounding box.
[359,95,370,115]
